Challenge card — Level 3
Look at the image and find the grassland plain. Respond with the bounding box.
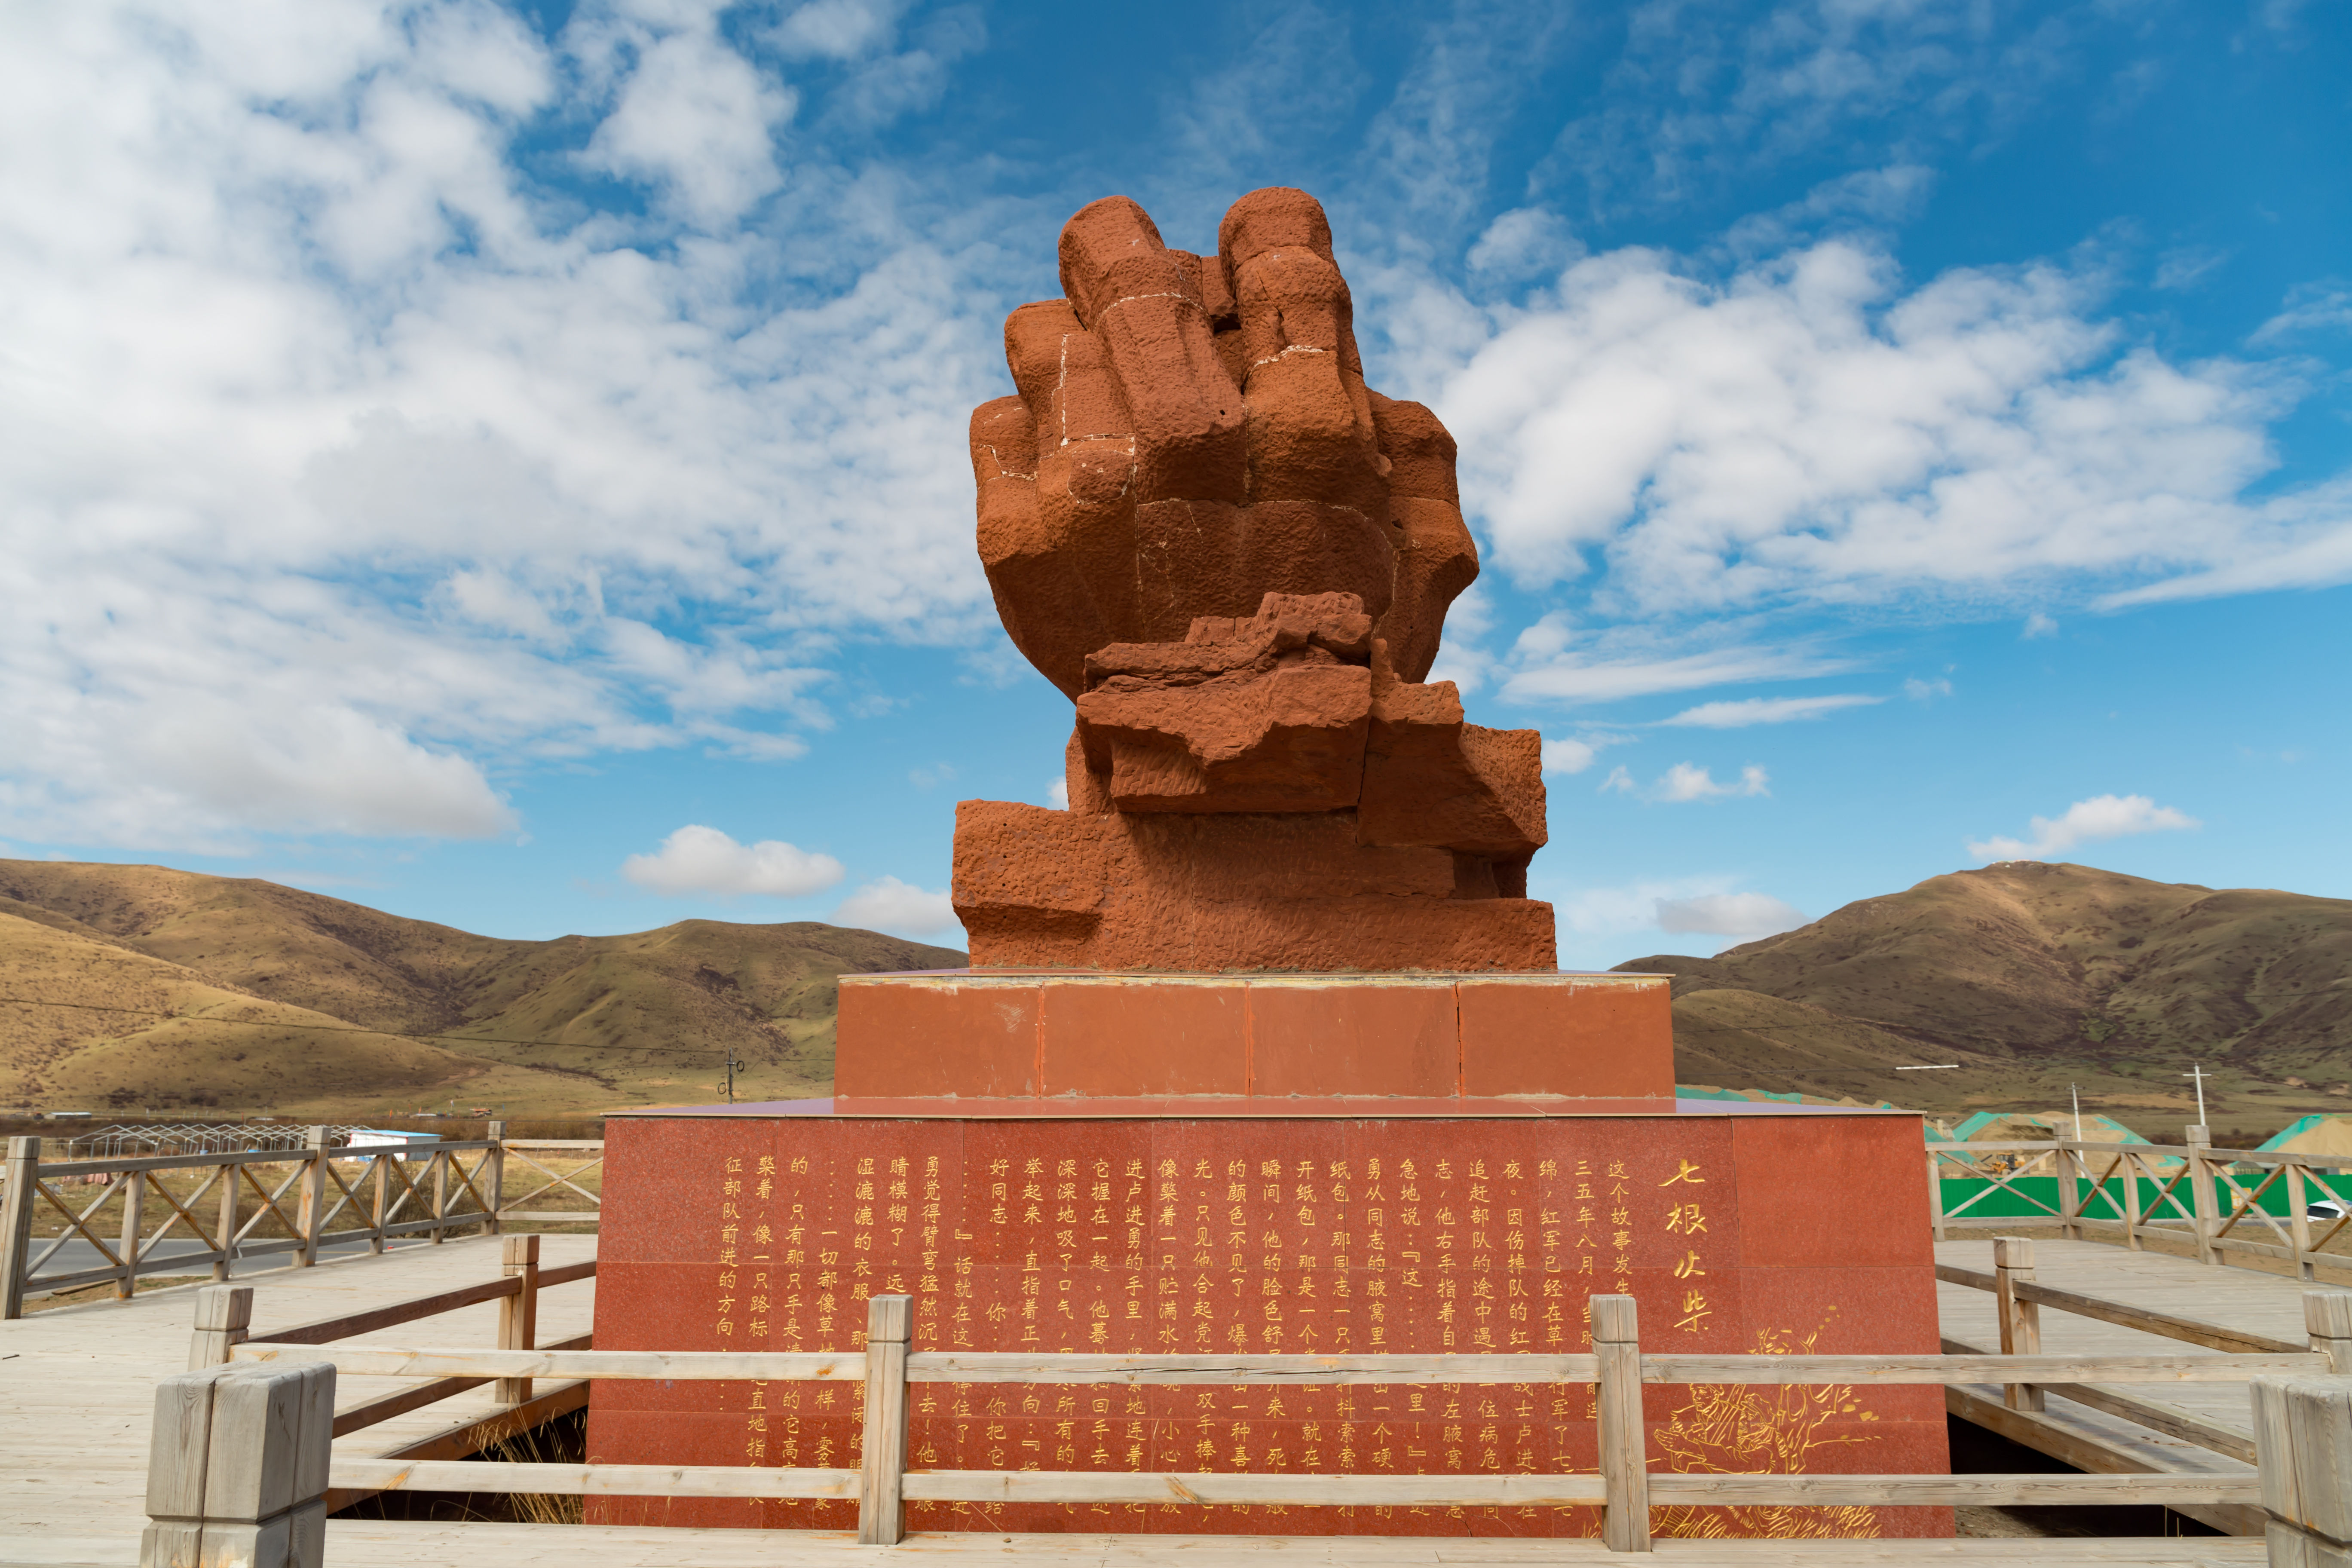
[1618,861,2352,1133]
[0,860,963,1118]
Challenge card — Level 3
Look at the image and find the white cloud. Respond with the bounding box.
[834,875,963,939]
[1903,677,1954,700]
[1467,208,1581,281]
[909,764,956,789]
[2094,489,2352,607]
[773,0,905,60]
[1658,694,1879,727]
[1595,761,1768,803]
[1542,738,1596,775]
[2153,247,2228,293]
[1541,732,1631,775]
[1655,892,1809,938]
[2251,282,2352,343]
[1045,778,1070,809]
[2021,612,2059,640]
[1435,237,2352,615]
[1501,642,1851,705]
[1550,878,1722,939]
[1654,763,1770,802]
[576,15,793,227]
[1966,794,2201,863]
[621,825,845,897]
[0,2,1002,852]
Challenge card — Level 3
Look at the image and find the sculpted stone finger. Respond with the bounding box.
[996,299,1146,692]
[1369,391,1461,506]
[1219,188,1386,514]
[972,396,1115,699]
[1368,393,1478,683]
[1059,197,1246,505]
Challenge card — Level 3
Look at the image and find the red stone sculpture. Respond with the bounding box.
[586,193,1952,1548]
[958,188,1552,972]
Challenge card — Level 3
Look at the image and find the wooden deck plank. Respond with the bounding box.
[0,1231,2314,1565]
[1934,1237,2315,1442]
[0,1231,593,1559]
[1929,1235,2337,1534]
[0,1520,2267,1568]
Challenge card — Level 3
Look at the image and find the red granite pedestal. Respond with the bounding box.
[586,972,1950,1541]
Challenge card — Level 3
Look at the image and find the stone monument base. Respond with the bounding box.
[832,970,1674,1112]
[585,1106,1950,1540]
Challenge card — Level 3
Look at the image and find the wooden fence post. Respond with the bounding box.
[296,1128,328,1268]
[141,1359,335,1568]
[1994,1237,2044,1413]
[1593,1293,1651,1553]
[2304,1292,2352,1376]
[485,1122,507,1238]
[496,1234,540,1406]
[1926,1148,1947,1243]
[213,1158,240,1283]
[187,1284,254,1371]
[1,1136,41,1320]
[2188,1126,2219,1267]
[369,1152,389,1255]
[430,1147,450,1245]
[117,1167,147,1301]
[2250,1374,2352,1568]
[858,1293,913,1546]
[2289,1164,2315,1282]
[2124,1148,2144,1251]
[2058,1145,2082,1242]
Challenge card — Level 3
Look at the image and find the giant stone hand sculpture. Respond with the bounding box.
[953,188,1555,972]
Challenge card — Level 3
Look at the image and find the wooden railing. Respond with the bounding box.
[196,1289,2352,1557]
[148,1241,597,1558]
[1935,1236,2352,1467]
[187,1234,596,1510]
[1928,1128,2352,1278]
[0,1126,601,1317]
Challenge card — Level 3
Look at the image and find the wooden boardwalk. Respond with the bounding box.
[0,1231,2297,1567]
[1932,1236,2315,1535]
[0,1232,595,1568]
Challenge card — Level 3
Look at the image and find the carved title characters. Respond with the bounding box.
[693,1128,1725,1537]
[955,188,1553,972]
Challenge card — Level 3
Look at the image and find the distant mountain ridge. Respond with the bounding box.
[7,857,2345,1131]
[1615,861,2352,1130]
[0,860,965,1117]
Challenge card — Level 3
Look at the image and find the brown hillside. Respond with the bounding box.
[1617,862,2352,1129]
[0,860,965,1118]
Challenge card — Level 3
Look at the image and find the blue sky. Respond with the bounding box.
[3,0,2348,969]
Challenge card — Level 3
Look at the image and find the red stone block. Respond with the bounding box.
[1456,976,1672,1099]
[1039,979,1248,1096]
[836,978,1040,1099]
[833,971,1675,1108]
[1731,1115,1936,1269]
[1246,979,1457,1097]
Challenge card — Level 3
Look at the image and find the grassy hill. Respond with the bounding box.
[9,856,2345,1136]
[0,861,965,1118]
[1617,861,2352,1136]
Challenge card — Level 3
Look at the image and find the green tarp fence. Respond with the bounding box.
[1935,1170,2352,1222]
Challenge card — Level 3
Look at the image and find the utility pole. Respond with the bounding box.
[724,1047,744,1105]
[2183,1063,2209,1127]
